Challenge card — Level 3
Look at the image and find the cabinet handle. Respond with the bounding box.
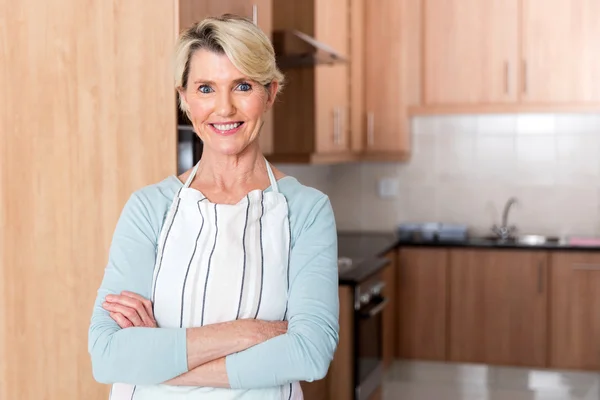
[252,4,258,25]
[522,60,528,95]
[367,112,375,147]
[333,108,340,145]
[504,61,510,95]
[573,263,600,271]
[537,261,544,293]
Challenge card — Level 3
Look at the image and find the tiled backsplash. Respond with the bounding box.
[279,113,600,237]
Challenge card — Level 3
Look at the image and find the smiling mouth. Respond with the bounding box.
[210,122,244,133]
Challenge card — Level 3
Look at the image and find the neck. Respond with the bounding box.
[195,143,266,190]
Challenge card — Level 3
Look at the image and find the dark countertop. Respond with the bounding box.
[337,232,397,286]
[335,231,600,286]
[395,237,600,251]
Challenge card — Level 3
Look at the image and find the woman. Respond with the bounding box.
[88,14,339,400]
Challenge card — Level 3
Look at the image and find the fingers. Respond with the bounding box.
[103,292,157,327]
[103,302,144,326]
[121,291,155,322]
[110,312,134,328]
[104,292,156,328]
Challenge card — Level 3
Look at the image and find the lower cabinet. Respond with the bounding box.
[448,249,548,367]
[397,248,448,360]
[397,246,600,370]
[550,252,600,370]
[300,379,329,400]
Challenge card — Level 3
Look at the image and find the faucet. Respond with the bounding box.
[491,197,518,240]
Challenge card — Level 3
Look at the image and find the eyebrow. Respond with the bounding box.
[193,78,249,85]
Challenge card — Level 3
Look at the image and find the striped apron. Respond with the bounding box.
[109,159,302,400]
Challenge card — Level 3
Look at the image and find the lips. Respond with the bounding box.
[209,121,244,136]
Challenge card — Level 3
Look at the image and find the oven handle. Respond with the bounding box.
[359,298,389,318]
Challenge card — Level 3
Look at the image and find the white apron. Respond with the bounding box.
[109,159,302,400]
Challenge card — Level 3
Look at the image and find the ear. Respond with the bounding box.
[264,81,279,111]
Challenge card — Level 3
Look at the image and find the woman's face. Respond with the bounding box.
[181,49,277,157]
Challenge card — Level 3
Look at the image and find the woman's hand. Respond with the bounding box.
[102,291,157,328]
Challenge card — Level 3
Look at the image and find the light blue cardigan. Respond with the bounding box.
[88,175,339,389]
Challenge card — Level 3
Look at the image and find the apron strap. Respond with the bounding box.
[183,162,200,189]
[265,159,279,193]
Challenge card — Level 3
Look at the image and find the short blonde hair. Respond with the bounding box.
[174,14,284,114]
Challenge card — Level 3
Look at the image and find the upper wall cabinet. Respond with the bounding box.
[179,0,271,34]
[522,0,600,104]
[414,0,600,113]
[266,0,353,164]
[423,0,519,105]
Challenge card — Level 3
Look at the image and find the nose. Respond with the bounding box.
[215,91,236,117]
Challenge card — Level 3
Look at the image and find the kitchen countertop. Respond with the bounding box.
[335,231,600,285]
[337,232,397,285]
[395,237,600,251]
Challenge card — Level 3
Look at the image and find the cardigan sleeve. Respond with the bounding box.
[225,194,340,389]
[88,192,189,385]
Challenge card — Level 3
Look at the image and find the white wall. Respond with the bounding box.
[278,113,600,237]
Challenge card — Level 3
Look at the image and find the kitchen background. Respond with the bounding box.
[285,113,600,236]
[3,0,600,399]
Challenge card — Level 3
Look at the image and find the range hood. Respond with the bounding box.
[272,29,347,69]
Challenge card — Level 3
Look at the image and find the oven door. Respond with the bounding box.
[355,293,388,400]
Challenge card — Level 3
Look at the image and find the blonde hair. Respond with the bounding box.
[174,14,284,114]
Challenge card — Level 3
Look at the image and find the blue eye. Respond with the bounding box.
[198,85,213,94]
[237,82,252,91]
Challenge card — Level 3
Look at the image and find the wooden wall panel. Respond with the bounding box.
[0,0,177,398]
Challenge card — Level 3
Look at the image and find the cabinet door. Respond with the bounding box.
[315,64,350,154]
[364,0,408,153]
[315,0,349,57]
[349,0,365,152]
[449,250,548,367]
[382,252,397,370]
[550,252,600,370]
[397,248,448,360]
[423,0,519,105]
[179,0,271,34]
[522,0,600,103]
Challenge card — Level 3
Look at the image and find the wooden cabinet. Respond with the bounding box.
[1,1,177,399]
[397,248,448,360]
[423,0,519,105]
[179,0,271,33]
[449,250,548,367]
[522,0,600,104]
[267,0,352,163]
[550,252,600,370]
[382,252,397,369]
[362,0,411,159]
[413,0,600,113]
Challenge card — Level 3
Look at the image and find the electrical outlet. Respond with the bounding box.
[377,177,399,199]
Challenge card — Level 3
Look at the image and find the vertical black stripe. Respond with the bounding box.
[236,195,251,320]
[201,203,218,326]
[130,385,137,400]
[288,383,293,400]
[254,192,265,319]
[151,190,182,306]
[178,198,206,328]
[282,218,292,321]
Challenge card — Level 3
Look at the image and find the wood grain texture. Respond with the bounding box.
[550,252,600,370]
[397,248,448,360]
[350,0,365,153]
[423,0,519,105]
[449,250,548,367]
[382,252,397,369]
[0,0,177,398]
[328,285,354,400]
[522,0,600,103]
[409,103,600,115]
[364,0,411,155]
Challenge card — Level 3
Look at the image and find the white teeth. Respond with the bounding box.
[213,122,241,131]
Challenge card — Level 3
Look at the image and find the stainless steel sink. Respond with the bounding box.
[481,234,561,246]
